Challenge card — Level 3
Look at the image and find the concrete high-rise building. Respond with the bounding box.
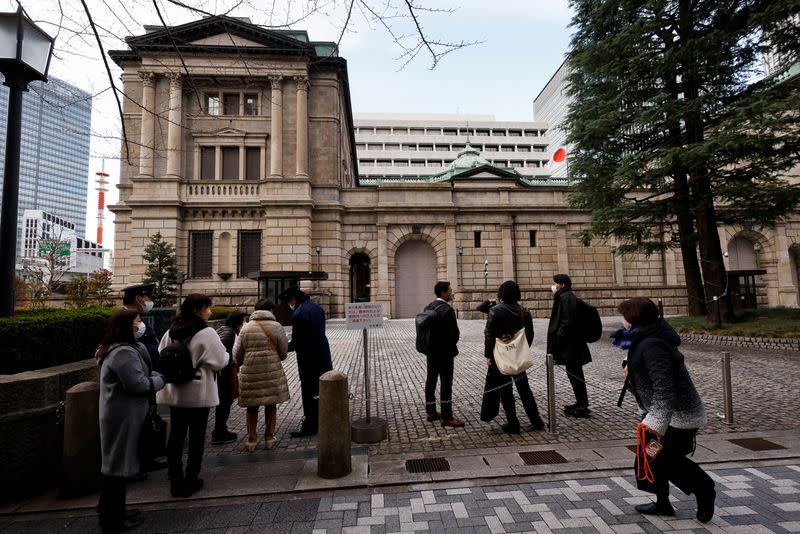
[0,76,93,255]
[533,58,570,179]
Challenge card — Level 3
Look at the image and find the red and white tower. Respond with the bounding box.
[95,162,109,245]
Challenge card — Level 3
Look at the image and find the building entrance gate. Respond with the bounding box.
[394,240,437,318]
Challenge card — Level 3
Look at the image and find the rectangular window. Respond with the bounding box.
[190,231,213,278]
[243,94,258,115]
[223,93,240,115]
[418,144,433,151]
[529,230,537,247]
[245,147,260,180]
[222,147,239,180]
[474,231,482,248]
[237,230,262,277]
[205,94,220,115]
[200,147,215,180]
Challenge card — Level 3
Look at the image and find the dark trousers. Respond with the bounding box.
[97,475,127,527]
[213,399,233,435]
[636,427,715,498]
[497,370,542,426]
[565,361,589,407]
[299,367,321,431]
[425,355,454,419]
[168,407,210,484]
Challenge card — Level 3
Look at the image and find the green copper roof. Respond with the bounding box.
[447,143,491,171]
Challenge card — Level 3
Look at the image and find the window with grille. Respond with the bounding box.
[222,147,239,180]
[245,147,260,180]
[200,147,215,180]
[238,230,262,277]
[190,231,213,278]
[223,93,240,115]
[205,94,220,115]
[474,231,482,248]
[243,94,258,115]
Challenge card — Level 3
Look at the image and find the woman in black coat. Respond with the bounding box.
[617,297,716,523]
[481,281,545,434]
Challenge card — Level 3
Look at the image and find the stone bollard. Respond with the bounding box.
[62,381,100,496]
[317,371,352,479]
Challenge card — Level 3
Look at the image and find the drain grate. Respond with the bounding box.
[405,457,450,474]
[519,450,568,465]
[729,438,786,451]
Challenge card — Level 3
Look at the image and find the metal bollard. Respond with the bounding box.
[62,381,100,496]
[546,353,557,434]
[317,370,352,479]
[721,352,734,425]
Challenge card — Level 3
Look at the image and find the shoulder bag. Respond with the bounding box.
[492,306,533,376]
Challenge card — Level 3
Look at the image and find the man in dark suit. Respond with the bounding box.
[546,274,592,417]
[279,286,333,438]
[423,281,465,428]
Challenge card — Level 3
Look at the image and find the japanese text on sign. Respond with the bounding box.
[345,302,384,330]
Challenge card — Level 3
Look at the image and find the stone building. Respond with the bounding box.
[109,16,800,319]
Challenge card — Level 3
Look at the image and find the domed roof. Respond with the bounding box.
[447,143,490,171]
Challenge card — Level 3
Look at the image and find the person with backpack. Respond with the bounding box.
[96,309,165,533]
[481,281,545,434]
[157,294,228,498]
[233,299,290,451]
[421,281,465,428]
[212,311,246,445]
[546,274,592,417]
[617,297,716,522]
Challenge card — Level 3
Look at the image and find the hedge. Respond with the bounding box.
[0,307,116,374]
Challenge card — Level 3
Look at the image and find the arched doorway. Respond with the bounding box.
[395,240,437,318]
[728,236,758,270]
[350,252,371,302]
[727,235,762,309]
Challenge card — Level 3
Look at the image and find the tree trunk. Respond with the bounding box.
[674,178,707,316]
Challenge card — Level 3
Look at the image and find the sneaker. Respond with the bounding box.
[441,417,465,428]
[211,431,237,444]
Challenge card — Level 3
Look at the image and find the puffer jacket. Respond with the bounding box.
[233,310,290,407]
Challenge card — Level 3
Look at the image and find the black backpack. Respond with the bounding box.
[576,298,602,343]
[156,333,198,384]
[415,305,442,354]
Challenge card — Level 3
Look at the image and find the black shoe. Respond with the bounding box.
[100,515,144,533]
[124,510,141,521]
[169,480,184,498]
[563,403,579,412]
[564,405,591,418]
[501,422,521,434]
[290,426,317,438]
[635,502,676,516]
[211,430,237,444]
[183,478,204,498]
[129,471,147,482]
[144,459,168,471]
[531,418,545,431]
[696,488,716,523]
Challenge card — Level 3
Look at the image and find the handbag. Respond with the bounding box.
[492,306,533,376]
[139,379,167,461]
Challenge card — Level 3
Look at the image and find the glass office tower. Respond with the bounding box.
[0,76,92,255]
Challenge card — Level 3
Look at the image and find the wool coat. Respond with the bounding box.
[287,295,333,375]
[215,325,239,402]
[97,342,165,478]
[233,310,290,407]
[626,319,707,436]
[156,325,229,408]
[546,288,591,366]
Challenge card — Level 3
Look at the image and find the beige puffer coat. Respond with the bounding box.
[233,310,290,407]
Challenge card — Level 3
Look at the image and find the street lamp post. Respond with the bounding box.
[0,8,55,317]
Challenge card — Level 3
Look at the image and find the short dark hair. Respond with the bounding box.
[434,281,451,298]
[617,297,659,327]
[254,299,274,311]
[553,274,572,288]
[497,280,521,304]
[225,310,247,328]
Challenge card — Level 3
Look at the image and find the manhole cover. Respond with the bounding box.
[405,457,450,473]
[519,450,568,465]
[729,438,786,451]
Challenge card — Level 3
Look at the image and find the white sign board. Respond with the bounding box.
[345,302,384,330]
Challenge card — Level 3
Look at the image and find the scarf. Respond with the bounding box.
[610,325,638,350]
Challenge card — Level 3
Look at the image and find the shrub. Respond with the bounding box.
[209,305,235,320]
[0,307,116,374]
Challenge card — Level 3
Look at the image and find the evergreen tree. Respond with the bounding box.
[565,0,800,320]
[142,232,178,307]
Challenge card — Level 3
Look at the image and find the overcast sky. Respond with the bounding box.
[2,0,575,255]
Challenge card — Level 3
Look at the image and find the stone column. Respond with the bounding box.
[138,72,155,177]
[269,76,284,177]
[165,73,183,178]
[294,76,309,178]
[445,224,457,287]
[556,224,570,274]
[377,224,390,315]
[664,249,678,286]
[501,224,514,279]
[774,225,797,306]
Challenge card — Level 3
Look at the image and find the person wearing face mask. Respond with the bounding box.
[546,274,592,417]
[616,297,715,523]
[157,294,228,498]
[122,283,160,367]
[96,309,165,533]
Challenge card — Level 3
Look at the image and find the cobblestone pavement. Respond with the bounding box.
[208,319,800,457]
[3,463,799,533]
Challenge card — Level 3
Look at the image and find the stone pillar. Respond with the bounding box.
[269,76,284,177]
[138,72,155,177]
[377,224,390,315]
[664,249,678,286]
[501,224,514,279]
[62,382,100,496]
[774,225,798,306]
[295,76,309,178]
[556,224,570,274]
[445,224,457,287]
[317,371,351,479]
[165,73,183,178]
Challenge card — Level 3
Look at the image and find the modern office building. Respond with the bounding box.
[533,58,570,179]
[0,76,93,256]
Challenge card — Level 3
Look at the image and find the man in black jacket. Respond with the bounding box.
[546,274,592,417]
[423,281,465,428]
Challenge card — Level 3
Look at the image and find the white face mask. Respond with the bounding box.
[141,300,154,313]
[288,304,295,311]
[550,284,558,294]
[134,321,147,339]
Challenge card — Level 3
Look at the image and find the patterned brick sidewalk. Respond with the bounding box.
[208,319,800,457]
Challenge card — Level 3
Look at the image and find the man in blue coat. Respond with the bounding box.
[279,286,333,438]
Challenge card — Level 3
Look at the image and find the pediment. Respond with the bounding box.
[451,165,520,182]
[188,33,265,48]
[192,127,249,139]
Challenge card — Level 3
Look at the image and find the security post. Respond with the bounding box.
[346,301,387,443]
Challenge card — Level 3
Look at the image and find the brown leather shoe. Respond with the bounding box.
[441,417,465,428]
[426,412,441,422]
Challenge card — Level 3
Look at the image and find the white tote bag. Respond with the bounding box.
[493,327,533,376]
